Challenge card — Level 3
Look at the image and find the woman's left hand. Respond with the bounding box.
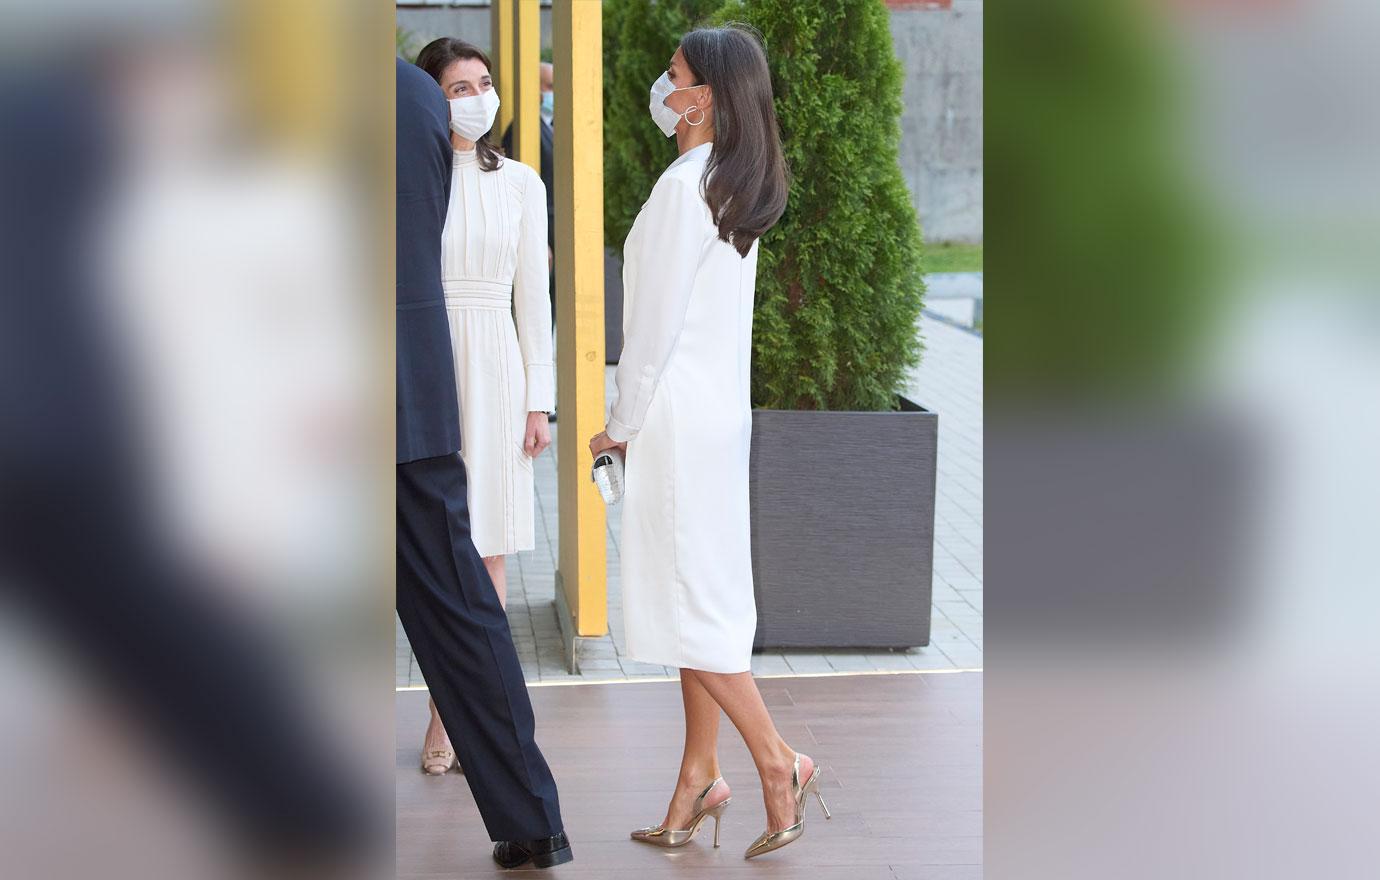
[524,411,552,458]
[588,431,627,460]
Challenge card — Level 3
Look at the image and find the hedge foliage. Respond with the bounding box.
[602,0,725,248]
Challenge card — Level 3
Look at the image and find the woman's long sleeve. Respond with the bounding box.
[513,168,554,412]
[606,174,707,443]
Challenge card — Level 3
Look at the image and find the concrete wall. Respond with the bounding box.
[890,0,983,244]
[396,1,982,244]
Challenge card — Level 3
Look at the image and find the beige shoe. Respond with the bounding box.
[631,778,732,848]
[420,748,456,775]
[743,754,831,859]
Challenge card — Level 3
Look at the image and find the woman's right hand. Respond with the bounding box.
[589,431,627,460]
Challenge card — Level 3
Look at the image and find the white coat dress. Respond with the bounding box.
[606,142,758,673]
[442,148,553,558]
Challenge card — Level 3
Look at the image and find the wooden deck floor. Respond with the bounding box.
[397,671,982,879]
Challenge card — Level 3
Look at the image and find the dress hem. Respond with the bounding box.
[470,542,536,559]
[622,647,752,675]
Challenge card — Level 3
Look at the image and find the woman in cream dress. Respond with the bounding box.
[415,38,553,774]
[589,27,829,861]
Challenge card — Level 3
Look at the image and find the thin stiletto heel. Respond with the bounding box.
[806,773,832,819]
[710,803,727,847]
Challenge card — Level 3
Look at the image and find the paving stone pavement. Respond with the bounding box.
[397,311,982,686]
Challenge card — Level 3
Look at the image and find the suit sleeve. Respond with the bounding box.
[514,168,554,412]
[606,174,706,443]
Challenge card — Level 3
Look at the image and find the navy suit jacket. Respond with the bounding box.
[396,58,461,464]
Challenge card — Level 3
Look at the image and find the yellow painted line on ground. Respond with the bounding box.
[395,667,982,692]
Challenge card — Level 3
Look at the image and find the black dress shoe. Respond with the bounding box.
[492,832,573,869]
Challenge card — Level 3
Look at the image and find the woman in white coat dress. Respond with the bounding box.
[588,27,830,860]
[415,38,554,775]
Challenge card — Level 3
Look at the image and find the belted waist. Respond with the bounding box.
[443,278,512,309]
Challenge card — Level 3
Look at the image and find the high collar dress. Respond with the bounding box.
[606,142,759,673]
[442,148,553,557]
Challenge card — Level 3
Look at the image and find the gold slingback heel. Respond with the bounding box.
[631,777,733,848]
[743,754,831,859]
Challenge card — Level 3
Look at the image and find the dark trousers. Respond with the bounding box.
[396,453,563,842]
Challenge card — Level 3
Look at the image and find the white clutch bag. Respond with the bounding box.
[590,448,625,504]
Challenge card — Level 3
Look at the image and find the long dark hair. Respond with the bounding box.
[415,37,503,173]
[679,25,789,258]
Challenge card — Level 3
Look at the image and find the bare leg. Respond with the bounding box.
[423,697,452,759]
[691,670,814,834]
[482,555,507,609]
[660,669,731,828]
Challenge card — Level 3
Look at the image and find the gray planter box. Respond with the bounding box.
[749,396,937,649]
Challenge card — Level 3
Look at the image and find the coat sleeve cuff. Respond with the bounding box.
[605,415,637,444]
[524,364,555,413]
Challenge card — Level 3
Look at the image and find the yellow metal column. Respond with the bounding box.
[511,1,541,167]
[553,0,608,667]
[490,0,515,139]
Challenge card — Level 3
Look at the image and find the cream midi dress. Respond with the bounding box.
[442,148,553,558]
[606,142,759,673]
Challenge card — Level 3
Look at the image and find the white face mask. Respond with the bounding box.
[448,88,500,142]
[649,71,706,138]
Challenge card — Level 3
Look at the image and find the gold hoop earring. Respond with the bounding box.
[684,105,706,127]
